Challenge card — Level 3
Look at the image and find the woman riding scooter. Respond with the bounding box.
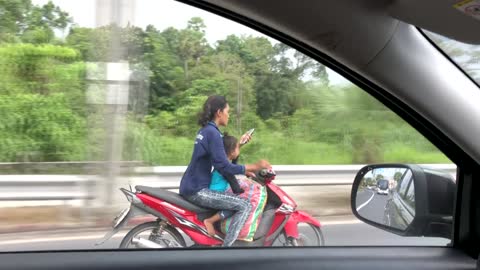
[179,95,271,247]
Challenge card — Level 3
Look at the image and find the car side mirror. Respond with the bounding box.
[351,164,455,239]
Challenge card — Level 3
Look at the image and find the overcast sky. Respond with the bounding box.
[32,0,349,85]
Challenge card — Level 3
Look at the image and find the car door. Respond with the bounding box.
[388,169,415,230]
[0,0,479,269]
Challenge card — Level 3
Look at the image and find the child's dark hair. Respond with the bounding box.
[223,132,238,157]
[197,95,228,127]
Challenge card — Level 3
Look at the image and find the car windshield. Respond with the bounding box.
[377,180,388,189]
[423,31,480,84]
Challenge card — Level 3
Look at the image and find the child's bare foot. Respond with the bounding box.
[204,219,216,236]
[203,213,222,236]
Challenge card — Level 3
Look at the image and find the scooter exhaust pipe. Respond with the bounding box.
[131,237,166,248]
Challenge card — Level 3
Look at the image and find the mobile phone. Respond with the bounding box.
[240,128,255,145]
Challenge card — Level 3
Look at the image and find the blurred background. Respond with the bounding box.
[0,0,472,250]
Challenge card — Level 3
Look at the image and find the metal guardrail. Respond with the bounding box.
[0,175,96,201]
[133,164,457,188]
[0,164,457,204]
[0,161,142,174]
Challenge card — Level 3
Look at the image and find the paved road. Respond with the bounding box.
[356,189,389,225]
[0,221,449,252]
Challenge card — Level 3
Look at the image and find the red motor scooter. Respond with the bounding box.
[97,169,324,248]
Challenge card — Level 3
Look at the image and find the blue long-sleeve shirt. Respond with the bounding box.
[179,122,245,196]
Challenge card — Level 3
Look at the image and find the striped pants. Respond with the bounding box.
[186,188,252,246]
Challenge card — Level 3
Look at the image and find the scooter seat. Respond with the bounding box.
[135,185,214,214]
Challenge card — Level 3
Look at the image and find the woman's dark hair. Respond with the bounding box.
[197,95,228,127]
[223,132,238,157]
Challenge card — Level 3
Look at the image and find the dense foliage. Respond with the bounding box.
[0,1,456,165]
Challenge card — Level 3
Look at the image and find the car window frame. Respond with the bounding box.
[0,0,477,254]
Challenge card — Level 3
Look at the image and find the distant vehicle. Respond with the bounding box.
[376,179,389,195]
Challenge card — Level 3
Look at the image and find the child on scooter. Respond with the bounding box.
[204,133,245,236]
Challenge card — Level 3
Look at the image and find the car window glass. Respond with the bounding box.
[0,0,454,251]
[423,30,480,85]
[403,179,415,212]
[397,170,412,197]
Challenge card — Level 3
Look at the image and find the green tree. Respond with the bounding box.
[175,17,210,81]
[0,93,86,161]
[0,43,82,96]
[22,1,71,43]
[0,0,71,44]
[144,25,184,112]
[190,51,255,132]
[394,172,403,182]
[0,44,85,161]
[121,25,149,62]
[65,27,94,59]
[0,0,32,42]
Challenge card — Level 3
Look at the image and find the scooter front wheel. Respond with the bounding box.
[281,222,325,246]
[119,221,186,249]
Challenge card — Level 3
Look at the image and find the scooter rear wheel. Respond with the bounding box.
[119,221,186,249]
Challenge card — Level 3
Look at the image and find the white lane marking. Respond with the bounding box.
[0,218,366,246]
[0,233,124,245]
[297,219,362,227]
[321,219,362,226]
[0,220,364,246]
[0,217,363,246]
[356,191,375,212]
